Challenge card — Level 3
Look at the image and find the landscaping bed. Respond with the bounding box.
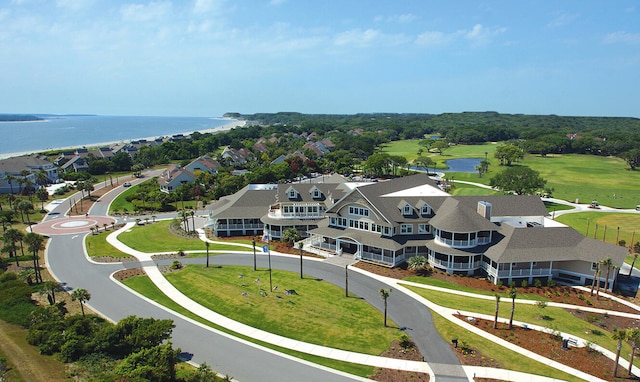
[371,338,429,382]
[354,262,640,314]
[454,314,637,381]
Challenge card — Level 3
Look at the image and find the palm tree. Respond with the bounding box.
[493,294,501,329]
[379,288,392,327]
[40,280,63,305]
[24,232,45,284]
[18,201,33,229]
[190,210,196,233]
[3,228,22,267]
[629,242,640,276]
[601,257,613,292]
[508,287,517,329]
[36,170,48,189]
[4,175,15,207]
[590,262,600,296]
[298,241,304,279]
[612,328,628,378]
[205,241,210,268]
[36,187,48,211]
[179,210,190,232]
[71,288,91,317]
[407,255,427,272]
[627,328,640,376]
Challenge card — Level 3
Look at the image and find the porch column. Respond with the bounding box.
[549,261,553,282]
[508,263,513,285]
[529,261,534,284]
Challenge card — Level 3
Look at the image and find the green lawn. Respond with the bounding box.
[429,310,582,382]
[555,212,640,247]
[543,201,575,213]
[384,140,640,208]
[85,231,131,258]
[116,220,251,253]
[401,277,546,301]
[108,183,143,213]
[122,275,375,377]
[405,286,637,364]
[447,182,500,196]
[165,265,400,354]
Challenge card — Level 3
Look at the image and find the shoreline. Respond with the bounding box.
[0,119,245,160]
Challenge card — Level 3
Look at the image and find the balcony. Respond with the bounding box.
[435,236,491,248]
[430,258,483,270]
[217,223,263,230]
[498,268,551,278]
[268,209,324,220]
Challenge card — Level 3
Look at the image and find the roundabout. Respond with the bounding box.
[30,215,116,235]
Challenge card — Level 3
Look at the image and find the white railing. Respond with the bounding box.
[435,236,492,248]
[429,258,482,270]
[217,223,263,230]
[360,251,395,265]
[498,268,551,277]
[268,210,324,219]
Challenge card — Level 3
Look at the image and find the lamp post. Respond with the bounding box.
[252,237,257,271]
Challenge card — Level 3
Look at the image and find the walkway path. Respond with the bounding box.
[106,221,630,382]
[36,172,640,381]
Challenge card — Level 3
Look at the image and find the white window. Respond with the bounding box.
[349,206,369,217]
[400,224,413,234]
[421,205,431,215]
[289,190,297,199]
[330,217,336,225]
[418,224,430,234]
[313,189,321,198]
[591,262,598,271]
[403,204,412,216]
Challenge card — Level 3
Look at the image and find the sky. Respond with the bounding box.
[1,0,639,118]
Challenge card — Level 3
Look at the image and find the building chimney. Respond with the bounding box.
[477,201,492,220]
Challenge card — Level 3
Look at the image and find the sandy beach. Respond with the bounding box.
[0,119,246,160]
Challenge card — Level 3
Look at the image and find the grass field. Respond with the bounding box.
[165,265,400,354]
[428,310,582,382]
[383,139,640,209]
[122,274,375,377]
[116,220,252,252]
[85,231,131,258]
[555,212,640,247]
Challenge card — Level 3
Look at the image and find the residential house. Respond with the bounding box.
[158,164,196,193]
[0,155,59,194]
[184,155,220,175]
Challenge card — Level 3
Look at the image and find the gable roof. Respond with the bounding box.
[208,185,277,219]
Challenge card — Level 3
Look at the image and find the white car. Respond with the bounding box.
[123,182,132,187]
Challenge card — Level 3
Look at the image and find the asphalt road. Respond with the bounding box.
[42,175,466,381]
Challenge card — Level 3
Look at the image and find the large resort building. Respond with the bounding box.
[205,173,626,290]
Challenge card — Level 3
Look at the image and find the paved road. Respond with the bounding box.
[41,174,466,381]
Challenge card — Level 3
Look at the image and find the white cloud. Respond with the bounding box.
[465,24,506,45]
[193,0,224,14]
[415,31,454,46]
[56,0,93,11]
[120,1,172,22]
[333,28,409,48]
[604,31,640,44]
[375,13,417,24]
[547,11,579,28]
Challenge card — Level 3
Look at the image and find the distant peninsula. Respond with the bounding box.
[0,114,44,122]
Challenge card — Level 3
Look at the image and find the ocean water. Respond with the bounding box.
[0,115,237,156]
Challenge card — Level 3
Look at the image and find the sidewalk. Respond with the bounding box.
[103,223,605,382]
[107,223,438,378]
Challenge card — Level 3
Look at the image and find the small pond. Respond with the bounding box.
[411,158,482,173]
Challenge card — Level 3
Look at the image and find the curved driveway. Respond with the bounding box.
[39,177,466,382]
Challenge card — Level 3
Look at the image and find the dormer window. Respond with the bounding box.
[312,188,322,199]
[287,186,299,199]
[403,204,412,216]
[421,205,431,215]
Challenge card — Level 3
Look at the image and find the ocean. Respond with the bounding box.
[0,115,239,157]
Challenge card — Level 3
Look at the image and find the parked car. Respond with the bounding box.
[123,182,132,187]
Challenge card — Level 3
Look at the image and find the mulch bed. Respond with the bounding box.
[370,339,430,382]
[356,261,640,381]
[354,262,640,314]
[456,314,638,381]
[113,268,146,281]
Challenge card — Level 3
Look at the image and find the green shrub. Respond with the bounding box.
[546,279,556,287]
